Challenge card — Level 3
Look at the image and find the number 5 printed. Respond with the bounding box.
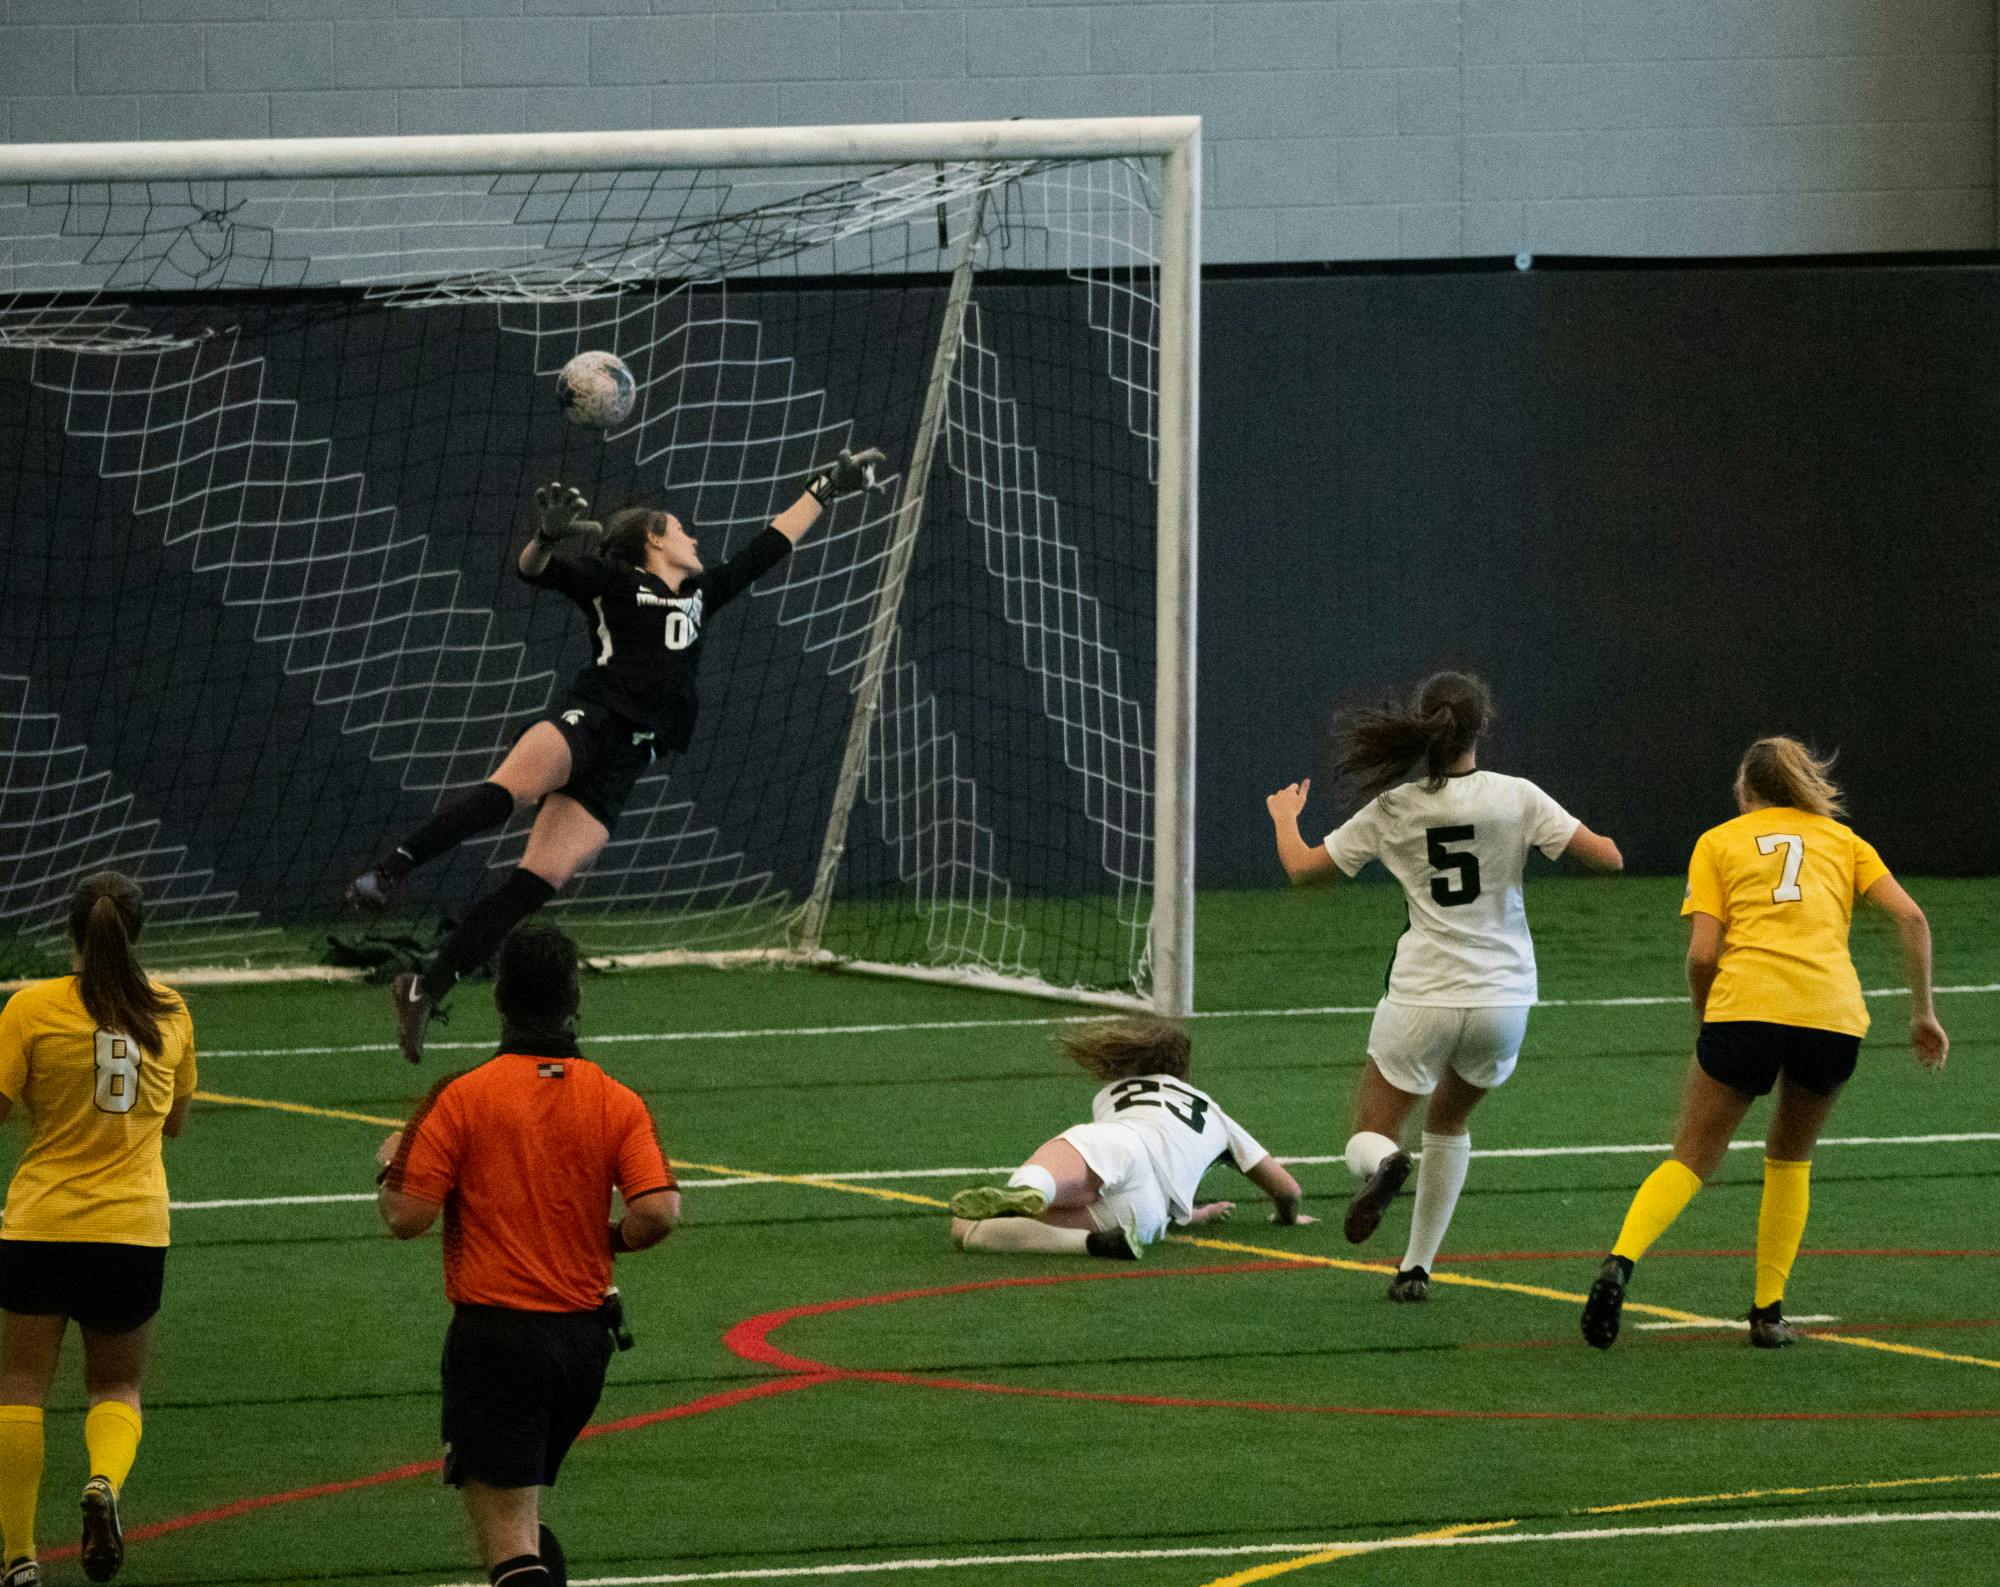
[1756,832,1805,903]
[94,1030,141,1114]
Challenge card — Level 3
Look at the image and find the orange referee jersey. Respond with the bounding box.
[387,1050,673,1312]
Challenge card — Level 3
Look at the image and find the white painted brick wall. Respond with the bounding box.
[2,0,1993,261]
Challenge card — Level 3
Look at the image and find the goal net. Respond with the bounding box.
[0,121,1197,1013]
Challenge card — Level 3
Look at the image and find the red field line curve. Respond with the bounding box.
[723,1265,2000,1424]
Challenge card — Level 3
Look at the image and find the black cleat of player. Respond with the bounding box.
[1386,1266,1430,1303]
[1581,1255,1632,1349]
[1343,1150,1412,1244]
[80,1476,122,1583]
[391,972,434,1065]
[1748,1300,1797,1349]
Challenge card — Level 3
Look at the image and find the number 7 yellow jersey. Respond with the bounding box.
[1681,808,1890,1037]
[0,976,196,1246]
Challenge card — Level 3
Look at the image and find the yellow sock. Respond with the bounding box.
[83,1402,142,1496]
[1755,1157,1812,1309]
[1611,1158,1703,1264]
[0,1404,44,1563]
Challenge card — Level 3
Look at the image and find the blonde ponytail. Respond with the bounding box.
[1737,736,1845,819]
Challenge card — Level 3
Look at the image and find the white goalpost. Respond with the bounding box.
[0,118,1199,1015]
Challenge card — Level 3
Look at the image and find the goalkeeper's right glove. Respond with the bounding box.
[805,447,888,506]
[534,482,601,544]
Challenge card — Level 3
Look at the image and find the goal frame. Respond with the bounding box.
[0,117,1200,1016]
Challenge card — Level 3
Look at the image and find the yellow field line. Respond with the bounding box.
[1583,1469,2000,1515]
[673,1159,950,1211]
[194,1090,403,1129]
[1196,1521,1518,1585]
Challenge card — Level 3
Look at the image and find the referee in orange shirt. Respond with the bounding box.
[377,923,677,1587]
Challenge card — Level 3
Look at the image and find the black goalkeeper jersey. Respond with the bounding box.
[520,526,791,752]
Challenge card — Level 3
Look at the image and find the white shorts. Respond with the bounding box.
[1059,1121,1172,1244]
[1366,1001,1531,1096]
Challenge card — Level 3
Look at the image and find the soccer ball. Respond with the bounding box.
[556,350,636,429]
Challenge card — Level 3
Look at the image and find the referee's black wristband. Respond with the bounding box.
[609,1220,632,1255]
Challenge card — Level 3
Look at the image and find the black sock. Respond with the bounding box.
[538,1523,567,1587]
[1607,1253,1635,1282]
[386,781,515,877]
[489,1556,550,1587]
[421,868,557,1002]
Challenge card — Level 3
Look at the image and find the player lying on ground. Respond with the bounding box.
[0,872,197,1587]
[1581,737,1947,1351]
[1267,671,1622,1302]
[378,922,678,1587]
[346,448,888,1062]
[947,1016,1308,1260]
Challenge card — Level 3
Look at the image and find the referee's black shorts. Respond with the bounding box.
[1696,1020,1860,1100]
[440,1304,613,1489]
[0,1239,165,1333]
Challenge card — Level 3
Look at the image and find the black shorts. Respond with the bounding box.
[1696,1020,1861,1099]
[538,701,658,831]
[440,1304,613,1490]
[0,1239,165,1332]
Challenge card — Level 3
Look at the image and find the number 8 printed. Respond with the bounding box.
[93,1030,141,1115]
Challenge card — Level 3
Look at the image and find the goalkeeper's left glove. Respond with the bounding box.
[806,446,888,506]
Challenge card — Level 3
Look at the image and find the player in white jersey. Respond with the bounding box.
[1266,671,1623,1301]
[948,1018,1308,1259]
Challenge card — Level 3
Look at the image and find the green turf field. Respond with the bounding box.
[4,876,1996,1586]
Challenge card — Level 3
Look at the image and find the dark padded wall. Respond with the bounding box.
[1201,260,1999,886]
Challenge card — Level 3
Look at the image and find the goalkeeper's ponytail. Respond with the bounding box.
[69,871,172,1056]
[1334,670,1493,802]
[603,507,665,567]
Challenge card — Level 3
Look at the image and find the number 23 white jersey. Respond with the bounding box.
[1323,770,1578,1007]
[1088,1075,1268,1223]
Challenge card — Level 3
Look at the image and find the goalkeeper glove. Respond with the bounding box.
[534,482,601,545]
[805,446,888,506]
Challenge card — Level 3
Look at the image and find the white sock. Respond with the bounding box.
[1401,1131,1471,1273]
[1007,1164,1058,1205]
[1345,1130,1401,1179]
[961,1219,1090,1256]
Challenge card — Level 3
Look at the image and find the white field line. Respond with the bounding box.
[168,1131,1999,1211]
[197,981,2000,1059]
[428,1507,2000,1586]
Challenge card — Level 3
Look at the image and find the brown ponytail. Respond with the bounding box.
[1737,736,1845,819]
[603,506,666,567]
[68,871,171,1055]
[1333,670,1494,801]
[1059,1015,1193,1083]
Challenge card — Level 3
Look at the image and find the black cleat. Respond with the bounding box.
[539,1522,568,1587]
[1748,1300,1797,1349]
[1343,1150,1412,1244]
[1386,1266,1430,1303]
[80,1476,122,1583]
[4,1557,42,1587]
[391,972,434,1065]
[1581,1255,1632,1349]
[341,865,401,916]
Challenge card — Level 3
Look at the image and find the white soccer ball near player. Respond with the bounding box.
[556,350,636,429]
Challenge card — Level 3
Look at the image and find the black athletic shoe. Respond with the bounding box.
[1343,1150,1412,1244]
[391,972,434,1065]
[539,1522,568,1587]
[1581,1255,1632,1350]
[341,865,401,916]
[1386,1266,1430,1303]
[80,1476,122,1583]
[1748,1300,1797,1349]
[4,1556,42,1587]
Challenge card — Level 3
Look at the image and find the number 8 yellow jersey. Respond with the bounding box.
[1681,808,1891,1038]
[0,976,196,1246]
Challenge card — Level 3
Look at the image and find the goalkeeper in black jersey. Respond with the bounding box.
[345,447,887,1063]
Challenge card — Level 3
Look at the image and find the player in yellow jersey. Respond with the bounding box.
[0,874,196,1586]
[1580,739,1947,1352]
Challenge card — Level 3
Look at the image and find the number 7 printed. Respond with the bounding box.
[1756,832,1805,903]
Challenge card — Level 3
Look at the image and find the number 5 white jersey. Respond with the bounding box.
[1086,1076,1268,1224]
[1323,770,1578,1007]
